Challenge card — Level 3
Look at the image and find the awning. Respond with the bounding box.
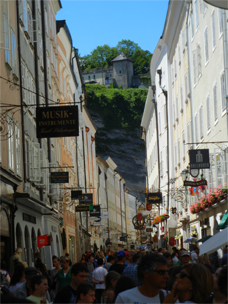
[217,211,228,230]
[199,227,228,255]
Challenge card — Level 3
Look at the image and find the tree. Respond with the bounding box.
[80,40,152,75]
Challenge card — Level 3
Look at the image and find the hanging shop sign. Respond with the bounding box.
[79,193,93,205]
[90,205,101,217]
[71,190,82,199]
[147,192,162,204]
[37,234,51,248]
[75,205,90,212]
[100,211,108,219]
[146,228,152,232]
[36,106,79,138]
[50,172,69,184]
[189,149,210,169]
[184,180,207,187]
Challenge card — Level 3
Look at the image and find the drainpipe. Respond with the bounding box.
[81,127,88,231]
[104,173,110,240]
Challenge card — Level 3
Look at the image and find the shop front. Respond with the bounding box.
[0,179,18,267]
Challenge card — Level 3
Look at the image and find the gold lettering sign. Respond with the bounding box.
[36,106,79,138]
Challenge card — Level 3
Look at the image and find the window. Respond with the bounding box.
[174,59,177,76]
[213,83,218,121]
[182,28,186,50]
[15,124,21,175]
[173,104,176,125]
[221,71,226,112]
[11,29,16,73]
[23,0,28,31]
[187,122,191,146]
[195,114,198,143]
[176,97,179,120]
[195,0,199,29]
[177,139,180,165]
[191,11,195,39]
[218,9,224,35]
[93,74,96,79]
[193,50,197,85]
[160,151,163,176]
[88,75,90,80]
[200,0,207,14]
[206,95,210,130]
[178,46,181,64]
[180,86,184,111]
[4,15,10,65]
[182,131,185,160]
[204,27,209,63]
[211,10,216,49]
[185,72,189,100]
[197,44,202,77]
[7,116,14,171]
[119,70,122,75]
[64,78,66,97]
[199,105,204,139]
[59,70,62,92]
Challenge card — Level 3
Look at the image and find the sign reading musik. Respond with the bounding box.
[36,106,79,138]
[147,192,162,204]
[50,172,69,183]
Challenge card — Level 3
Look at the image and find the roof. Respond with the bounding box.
[82,66,113,75]
[112,52,134,63]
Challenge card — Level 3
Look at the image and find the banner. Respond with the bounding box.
[37,235,47,248]
[37,235,51,248]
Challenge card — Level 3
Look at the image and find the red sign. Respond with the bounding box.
[37,235,51,248]
[37,235,47,248]
[137,213,143,221]
[146,204,152,211]
[169,237,176,246]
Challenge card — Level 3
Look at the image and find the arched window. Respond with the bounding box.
[16,223,22,249]
[24,225,30,265]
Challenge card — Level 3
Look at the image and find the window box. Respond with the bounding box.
[13,73,19,81]
[185,99,188,104]
[29,42,34,50]
[40,66,44,73]
[19,18,24,27]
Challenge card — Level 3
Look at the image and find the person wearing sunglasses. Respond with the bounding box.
[114,253,170,304]
[163,263,213,304]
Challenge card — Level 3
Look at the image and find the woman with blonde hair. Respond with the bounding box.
[164,263,213,304]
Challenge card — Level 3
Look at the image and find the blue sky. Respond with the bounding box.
[56,0,169,57]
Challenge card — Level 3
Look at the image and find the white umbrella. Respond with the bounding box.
[184,237,198,243]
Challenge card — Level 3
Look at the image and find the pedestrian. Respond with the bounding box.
[54,263,88,304]
[217,265,227,300]
[220,245,228,266]
[55,256,71,293]
[103,255,115,272]
[190,245,199,263]
[114,253,169,303]
[163,263,213,304]
[113,275,136,303]
[86,253,96,284]
[65,253,72,267]
[14,267,40,298]
[174,250,191,267]
[163,252,173,269]
[122,252,141,286]
[26,275,49,304]
[36,262,51,291]
[8,262,26,294]
[92,258,108,304]
[101,271,120,304]
[76,283,96,304]
[50,256,61,299]
[0,261,10,288]
[109,251,127,275]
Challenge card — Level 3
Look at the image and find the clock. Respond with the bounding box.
[190,169,199,178]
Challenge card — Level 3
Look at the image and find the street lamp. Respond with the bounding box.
[181,168,189,182]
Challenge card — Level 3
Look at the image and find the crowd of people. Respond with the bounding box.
[0,245,227,304]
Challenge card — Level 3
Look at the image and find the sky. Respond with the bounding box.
[56,0,169,57]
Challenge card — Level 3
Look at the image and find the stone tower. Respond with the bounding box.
[112,52,134,89]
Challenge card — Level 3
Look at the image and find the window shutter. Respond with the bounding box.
[214,84,218,120]
[193,50,197,85]
[197,44,201,76]
[206,96,210,130]
[221,71,226,111]
[212,11,216,49]
[204,28,209,63]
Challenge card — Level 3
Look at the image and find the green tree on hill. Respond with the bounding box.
[80,40,152,75]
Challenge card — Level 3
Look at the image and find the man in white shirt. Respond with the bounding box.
[115,253,169,304]
[92,258,107,303]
